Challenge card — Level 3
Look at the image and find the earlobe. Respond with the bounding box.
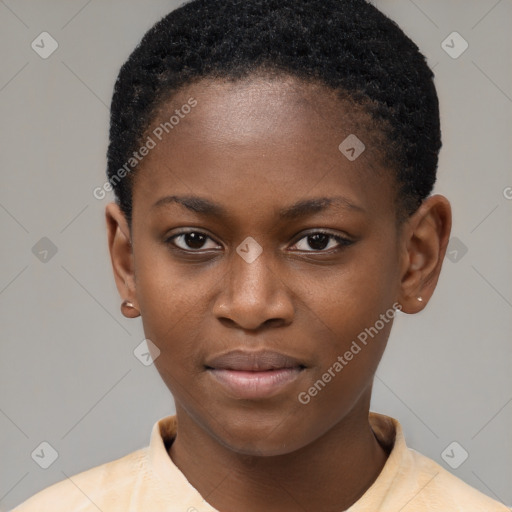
[398,195,452,314]
[105,202,140,317]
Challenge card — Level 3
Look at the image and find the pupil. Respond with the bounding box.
[308,233,329,250]
[185,232,205,249]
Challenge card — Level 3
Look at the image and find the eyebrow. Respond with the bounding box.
[151,194,365,219]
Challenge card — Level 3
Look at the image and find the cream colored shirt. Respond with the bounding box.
[12,413,509,511]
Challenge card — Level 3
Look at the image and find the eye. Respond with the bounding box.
[290,231,353,252]
[166,230,353,254]
[166,231,221,251]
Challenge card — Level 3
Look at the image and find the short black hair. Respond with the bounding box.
[107,0,441,225]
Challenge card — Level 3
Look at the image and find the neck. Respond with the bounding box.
[168,393,389,511]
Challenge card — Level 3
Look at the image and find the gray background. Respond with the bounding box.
[1,0,511,509]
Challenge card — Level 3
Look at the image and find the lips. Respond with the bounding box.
[205,349,306,372]
[205,349,306,400]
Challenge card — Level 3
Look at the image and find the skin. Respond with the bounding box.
[106,74,452,511]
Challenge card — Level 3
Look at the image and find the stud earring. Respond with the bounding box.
[121,299,140,318]
[417,296,423,302]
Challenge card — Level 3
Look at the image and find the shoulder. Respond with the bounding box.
[367,413,509,511]
[11,447,149,512]
[407,448,510,511]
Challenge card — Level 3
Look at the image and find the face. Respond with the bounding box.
[113,75,409,455]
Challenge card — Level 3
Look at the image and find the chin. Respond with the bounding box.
[205,407,312,457]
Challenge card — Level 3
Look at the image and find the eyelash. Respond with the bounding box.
[165,230,354,254]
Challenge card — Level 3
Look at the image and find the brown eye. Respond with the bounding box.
[291,232,353,252]
[167,231,220,251]
[306,233,330,250]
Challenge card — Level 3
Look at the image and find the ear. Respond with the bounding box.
[397,194,452,314]
[105,202,140,317]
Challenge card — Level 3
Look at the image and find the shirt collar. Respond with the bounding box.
[146,412,408,511]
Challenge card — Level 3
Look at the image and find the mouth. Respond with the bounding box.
[205,349,306,400]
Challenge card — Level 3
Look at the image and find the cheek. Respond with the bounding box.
[299,244,399,337]
[135,243,210,318]
[296,237,399,389]
[133,247,216,370]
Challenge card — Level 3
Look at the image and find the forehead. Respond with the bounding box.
[150,74,383,153]
[132,74,395,224]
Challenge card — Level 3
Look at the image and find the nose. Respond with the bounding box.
[212,243,295,331]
